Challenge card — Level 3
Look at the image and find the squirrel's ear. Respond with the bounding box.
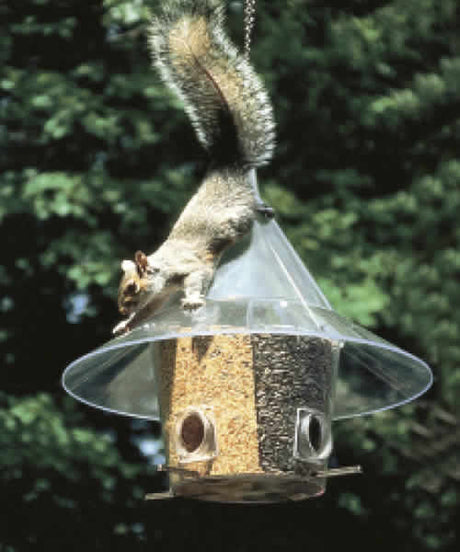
[135,250,148,273]
[121,260,136,273]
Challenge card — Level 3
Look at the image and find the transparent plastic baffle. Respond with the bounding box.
[62,174,433,503]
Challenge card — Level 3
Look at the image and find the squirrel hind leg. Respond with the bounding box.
[255,203,275,219]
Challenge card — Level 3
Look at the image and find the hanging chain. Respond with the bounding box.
[243,0,257,58]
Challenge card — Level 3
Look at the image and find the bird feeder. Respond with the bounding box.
[62,173,432,503]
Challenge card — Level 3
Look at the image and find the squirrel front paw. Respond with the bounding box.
[181,296,205,311]
[112,318,132,336]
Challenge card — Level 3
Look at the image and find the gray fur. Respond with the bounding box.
[114,0,275,334]
[148,0,275,167]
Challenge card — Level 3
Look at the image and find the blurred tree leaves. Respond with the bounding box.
[1,0,458,550]
[0,392,156,549]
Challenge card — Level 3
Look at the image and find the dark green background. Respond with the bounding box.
[1,0,458,550]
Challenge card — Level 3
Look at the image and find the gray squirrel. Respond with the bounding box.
[114,0,275,335]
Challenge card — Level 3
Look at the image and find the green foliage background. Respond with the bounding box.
[1,0,458,550]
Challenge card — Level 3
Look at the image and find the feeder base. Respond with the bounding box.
[144,465,362,503]
[171,473,325,503]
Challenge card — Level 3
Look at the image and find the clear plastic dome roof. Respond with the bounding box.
[62,208,432,421]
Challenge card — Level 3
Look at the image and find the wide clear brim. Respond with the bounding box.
[62,298,432,421]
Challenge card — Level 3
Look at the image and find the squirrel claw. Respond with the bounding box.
[112,319,131,336]
[181,297,205,311]
[256,204,275,219]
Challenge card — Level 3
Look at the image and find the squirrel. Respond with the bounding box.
[113,0,275,336]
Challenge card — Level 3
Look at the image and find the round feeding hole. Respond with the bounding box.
[180,412,205,453]
[308,415,322,453]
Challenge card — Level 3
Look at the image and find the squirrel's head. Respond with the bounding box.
[117,250,167,316]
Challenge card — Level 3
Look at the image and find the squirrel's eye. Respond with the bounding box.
[125,281,139,295]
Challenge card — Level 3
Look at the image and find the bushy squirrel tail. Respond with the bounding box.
[149,0,275,169]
